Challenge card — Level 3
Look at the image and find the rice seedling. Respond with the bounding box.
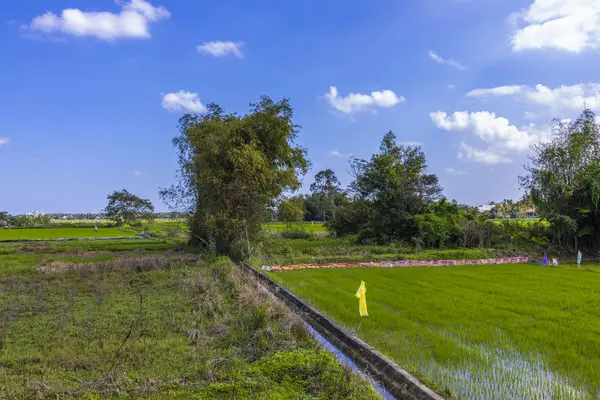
[269,263,600,399]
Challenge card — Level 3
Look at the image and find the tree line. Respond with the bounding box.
[3,96,598,256]
[159,96,600,257]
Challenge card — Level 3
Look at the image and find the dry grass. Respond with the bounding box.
[39,253,200,274]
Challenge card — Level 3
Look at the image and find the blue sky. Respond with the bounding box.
[2,0,600,213]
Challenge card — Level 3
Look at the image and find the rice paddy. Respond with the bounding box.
[268,262,600,399]
[0,227,136,240]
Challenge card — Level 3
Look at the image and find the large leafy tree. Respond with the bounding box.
[279,198,306,224]
[161,96,308,258]
[331,131,441,243]
[310,169,343,222]
[520,108,600,250]
[104,190,155,226]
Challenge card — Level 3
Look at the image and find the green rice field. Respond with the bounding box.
[263,222,327,233]
[0,227,136,240]
[269,263,600,399]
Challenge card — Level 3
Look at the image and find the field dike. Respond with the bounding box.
[416,330,590,400]
[243,262,444,400]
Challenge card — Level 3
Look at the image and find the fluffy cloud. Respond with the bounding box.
[28,0,170,40]
[161,91,207,113]
[467,86,526,97]
[467,83,600,111]
[196,41,244,58]
[329,150,351,158]
[128,170,143,177]
[431,110,549,152]
[511,0,600,52]
[445,168,467,175]
[323,86,405,115]
[428,51,466,70]
[458,143,512,165]
[0,138,9,147]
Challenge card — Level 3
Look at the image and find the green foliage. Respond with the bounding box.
[521,108,600,251]
[256,235,507,266]
[164,97,309,259]
[104,189,154,226]
[310,169,344,222]
[279,198,306,224]
[330,132,441,244]
[280,228,312,240]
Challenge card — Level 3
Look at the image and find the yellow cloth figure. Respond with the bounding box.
[355,281,368,317]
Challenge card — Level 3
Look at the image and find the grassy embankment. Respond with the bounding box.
[0,238,379,398]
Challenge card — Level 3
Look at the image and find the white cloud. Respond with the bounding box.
[428,50,466,70]
[448,84,456,90]
[0,138,9,147]
[400,141,422,146]
[467,86,526,97]
[161,91,207,113]
[596,116,600,124]
[525,83,600,110]
[467,83,600,111]
[511,0,600,52]
[445,167,467,175]
[431,110,550,152]
[128,170,143,177]
[197,41,243,58]
[458,143,512,165]
[27,0,170,41]
[329,150,351,158]
[323,86,405,115]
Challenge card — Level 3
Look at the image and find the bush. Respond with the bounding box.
[281,229,312,240]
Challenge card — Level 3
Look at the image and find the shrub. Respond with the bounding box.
[281,229,312,240]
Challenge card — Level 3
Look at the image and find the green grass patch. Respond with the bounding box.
[269,263,600,399]
[0,227,136,240]
[0,247,378,398]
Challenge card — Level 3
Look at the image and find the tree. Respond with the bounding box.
[104,189,155,226]
[279,198,305,224]
[0,211,9,227]
[310,169,343,222]
[520,108,600,251]
[161,96,308,258]
[330,131,441,243]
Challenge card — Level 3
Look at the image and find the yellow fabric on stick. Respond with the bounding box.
[354,281,368,317]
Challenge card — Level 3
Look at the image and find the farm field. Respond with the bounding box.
[0,241,378,398]
[0,227,136,240]
[269,263,600,399]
